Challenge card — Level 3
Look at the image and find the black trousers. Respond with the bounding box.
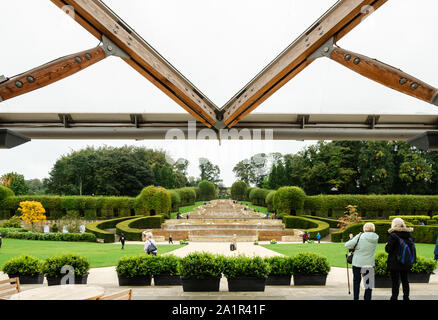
[390,270,409,300]
[352,266,372,300]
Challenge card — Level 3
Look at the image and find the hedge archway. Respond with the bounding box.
[273,186,306,215]
[134,186,171,216]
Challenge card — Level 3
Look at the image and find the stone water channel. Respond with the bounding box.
[147,200,302,242]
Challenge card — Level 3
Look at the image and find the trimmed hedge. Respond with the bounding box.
[169,190,181,212]
[5,231,96,242]
[230,181,248,201]
[174,187,196,207]
[0,195,136,220]
[85,216,140,243]
[331,222,392,243]
[389,215,430,222]
[0,227,28,237]
[274,187,306,215]
[134,186,171,217]
[328,221,438,243]
[197,180,216,201]
[303,194,438,218]
[0,186,14,201]
[265,191,276,212]
[116,216,165,241]
[249,188,273,207]
[282,216,330,239]
[301,215,340,228]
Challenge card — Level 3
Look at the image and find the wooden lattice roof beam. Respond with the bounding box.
[50,0,218,128]
[221,0,390,128]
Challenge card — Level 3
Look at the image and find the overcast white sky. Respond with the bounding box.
[1,0,438,186]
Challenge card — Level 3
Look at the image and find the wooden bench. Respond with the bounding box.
[97,289,132,300]
[0,278,21,300]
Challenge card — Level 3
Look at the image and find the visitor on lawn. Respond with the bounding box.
[385,217,415,301]
[307,232,311,241]
[120,233,126,250]
[169,234,173,244]
[316,232,321,244]
[434,236,438,261]
[302,232,306,244]
[0,232,2,248]
[144,232,158,256]
[345,222,378,301]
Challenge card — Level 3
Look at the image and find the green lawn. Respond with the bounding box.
[0,239,183,269]
[263,243,437,268]
[170,201,204,219]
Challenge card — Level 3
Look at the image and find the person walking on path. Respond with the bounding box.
[302,232,307,244]
[385,217,415,301]
[169,234,173,244]
[345,222,379,301]
[119,233,126,250]
[0,232,2,248]
[144,232,158,256]
[307,232,311,241]
[316,233,321,244]
[435,236,438,261]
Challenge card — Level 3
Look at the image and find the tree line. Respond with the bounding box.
[233,141,438,195]
[1,146,222,197]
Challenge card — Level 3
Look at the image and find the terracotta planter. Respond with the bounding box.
[227,277,266,291]
[408,273,432,283]
[266,275,292,286]
[153,274,182,286]
[181,276,221,292]
[117,275,152,286]
[293,274,327,286]
[374,275,392,288]
[46,273,89,286]
[8,274,44,285]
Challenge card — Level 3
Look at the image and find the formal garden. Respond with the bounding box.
[1,175,438,293]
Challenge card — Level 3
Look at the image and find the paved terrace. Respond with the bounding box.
[2,241,438,300]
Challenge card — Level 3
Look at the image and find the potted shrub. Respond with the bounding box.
[292,252,330,285]
[42,253,90,286]
[265,256,294,285]
[254,240,259,245]
[223,255,270,291]
[409,256,437,283]
[2,255,44,284]
[116,255,154,286]
[270,239,277,244]
[179,252,224,292]
[151,255,182,286]
[374,252,392,288]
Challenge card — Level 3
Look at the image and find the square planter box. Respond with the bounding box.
[8,274,44,285]
[46,273,89,286]
[153,274,182,286]
[408,273,432,283]
[181,276,221,292]
[118,275,152,286]
[374,275,392,288]
[227,277,266,292]
[266,275,291,286]
[293,274,327,286]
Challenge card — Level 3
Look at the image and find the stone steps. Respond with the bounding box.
[188,235,258,242]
